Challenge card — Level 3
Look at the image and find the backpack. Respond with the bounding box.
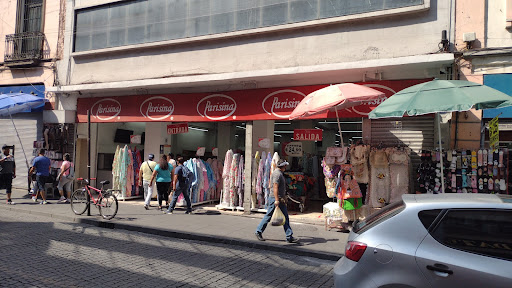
[67,164,75,180]
[180,165,194,188]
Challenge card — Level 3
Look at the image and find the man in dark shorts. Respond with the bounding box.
[29,149,51,204]
[255,159,299,243]
[0,144,16,205]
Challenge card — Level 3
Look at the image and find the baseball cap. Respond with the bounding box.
[148,154,154,160]
[2,144,9,149]
[277,159,289,167]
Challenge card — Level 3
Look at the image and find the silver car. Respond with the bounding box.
[333,194,512,288]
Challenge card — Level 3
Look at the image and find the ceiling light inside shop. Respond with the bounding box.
[274,122,291,125]
[274,131,294,133]
[319,121,363,124]
[236,126,246,129]
[274,134,282,137]
[314,126,324,130]
[189,127,208,132]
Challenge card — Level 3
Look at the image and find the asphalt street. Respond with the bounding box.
[0,209,335,288]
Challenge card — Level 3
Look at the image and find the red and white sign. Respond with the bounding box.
[140,96,175,120]
[77,79,431,123]
[167,123,189,134]
[196,147,206,157]
[258,138,271,149]
[293,129,323,141]
[282,142,303,157]
[130,135,141,144]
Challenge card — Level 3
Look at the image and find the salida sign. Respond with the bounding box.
[77,79,431,123]
[293,129,323,141]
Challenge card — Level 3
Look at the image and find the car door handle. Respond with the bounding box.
[426,264,453,275]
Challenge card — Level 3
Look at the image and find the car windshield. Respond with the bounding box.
[353,200,405,234]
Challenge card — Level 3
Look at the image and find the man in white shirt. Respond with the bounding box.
[139,154,157,210]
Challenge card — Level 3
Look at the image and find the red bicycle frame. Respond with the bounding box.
[77,178,106,206]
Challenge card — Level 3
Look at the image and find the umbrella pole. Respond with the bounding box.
[335,107,344,148]
[437,113,445,193]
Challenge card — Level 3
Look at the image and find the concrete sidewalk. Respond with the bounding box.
[1,188,348,261]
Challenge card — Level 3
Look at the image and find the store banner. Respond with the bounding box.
[196,147,206,156]
[130,135,141,144]
[293,129,322,141]
[76,79,430,123]
[282,142,303,157]
[489,115,499,152]
[167,123,189,134]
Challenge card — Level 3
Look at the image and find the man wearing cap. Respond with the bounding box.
[255,159,299,243]
[139,153,157,210]
[167,153,177,170]
[0,145,16,205]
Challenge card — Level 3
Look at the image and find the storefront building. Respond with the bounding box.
[50,0,456,211]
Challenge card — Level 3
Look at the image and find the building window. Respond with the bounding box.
[16,0,44,33]
[74,0,424,52]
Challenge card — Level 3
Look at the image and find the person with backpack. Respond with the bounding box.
[57,153,74,203]
[139,153,157,210]
[150,154,173,210]
[165,156,192,214]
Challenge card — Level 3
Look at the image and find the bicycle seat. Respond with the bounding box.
[100,180,110,186]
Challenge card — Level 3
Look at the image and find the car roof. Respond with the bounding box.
[403,193,512,205]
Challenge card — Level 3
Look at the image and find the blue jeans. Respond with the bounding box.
[167,187,192,212]
[256,197,293,239]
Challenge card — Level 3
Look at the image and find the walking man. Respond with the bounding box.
[255,159,299,243]
[1,145,16,205]
[165,157,192,214]
[29,149,51,204]
[139,153,157,210]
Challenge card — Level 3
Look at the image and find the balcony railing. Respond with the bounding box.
[4,32,45,67]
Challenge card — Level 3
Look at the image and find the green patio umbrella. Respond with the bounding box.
[368,79,512,193]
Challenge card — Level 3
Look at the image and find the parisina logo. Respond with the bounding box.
[197,94,237,120]
[90,98,122,121]
[262,90,305,118]
[140,96,175,120]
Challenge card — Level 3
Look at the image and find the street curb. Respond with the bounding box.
[1,205,341,261]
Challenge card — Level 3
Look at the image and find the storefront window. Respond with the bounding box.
[74,0,424,52]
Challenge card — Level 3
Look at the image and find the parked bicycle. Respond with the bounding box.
[71,178,118,220]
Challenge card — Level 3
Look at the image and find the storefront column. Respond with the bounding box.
[144,122,161,160]
[252,120,274,154]
[243,122,253,214]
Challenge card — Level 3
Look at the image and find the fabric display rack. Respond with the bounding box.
[323,144,412,230]
[112,145,143,200]
[417,148,509,194]
[217,149,250,211]
[174,157,222,207]
[32,124,76,198]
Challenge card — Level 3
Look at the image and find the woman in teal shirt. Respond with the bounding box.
[150,154,174,210]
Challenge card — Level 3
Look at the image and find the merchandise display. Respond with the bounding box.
[417,148,508,194]
[175,158,222,206]
[112,145,142,199]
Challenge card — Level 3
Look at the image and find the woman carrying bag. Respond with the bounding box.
[57,153,74,203]
[150,155,174,210]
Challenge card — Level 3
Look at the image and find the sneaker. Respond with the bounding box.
[286,237,299,243]
[185,211,192,214]
[32,196,38,202]
[58,196,66,203]
[163,210,173,214]
[40,201,48,205]
[144,205,149,210]
[6,200,15,205]
[65,199,70,203]
[255,232,265,241]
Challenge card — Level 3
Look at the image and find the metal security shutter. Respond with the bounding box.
[0,113,42,190]
[370,117,435,192]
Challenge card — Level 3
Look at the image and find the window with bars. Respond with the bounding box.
[17,0,44,33]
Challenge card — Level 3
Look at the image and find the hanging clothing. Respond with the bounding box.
[222,150,234,206]
[350,145,370,184]
[238,155,244,207]
[387,147,410,203]
[369,148,390,208]
[256,152,266,207]
[263,153,272,208]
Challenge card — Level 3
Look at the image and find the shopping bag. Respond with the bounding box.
[271,206,286,226]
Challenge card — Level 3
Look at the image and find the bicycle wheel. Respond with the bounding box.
[71,189,88,215]
[98,192,118,220]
